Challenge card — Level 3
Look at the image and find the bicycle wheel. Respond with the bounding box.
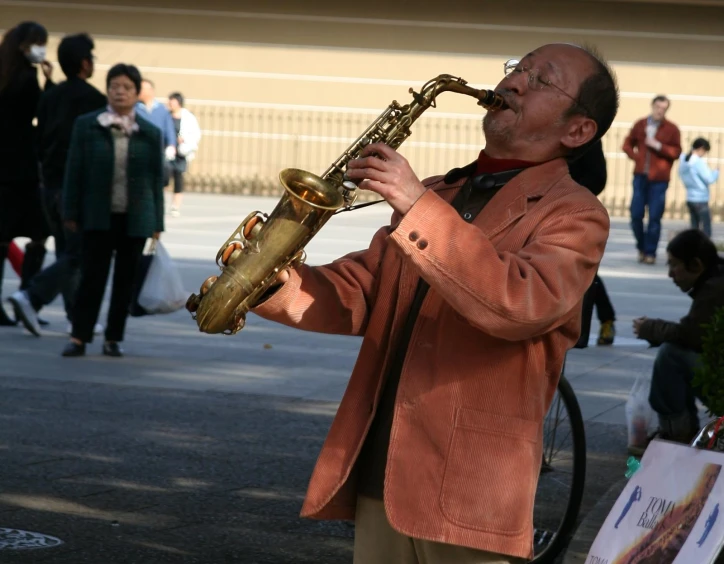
[531,366,587,563]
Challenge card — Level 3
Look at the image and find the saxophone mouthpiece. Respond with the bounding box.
[479,89,508,111]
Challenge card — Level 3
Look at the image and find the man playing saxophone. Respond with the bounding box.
[253,43,619,563]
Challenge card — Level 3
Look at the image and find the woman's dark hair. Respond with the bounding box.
[0,21,48,92]
[58,33,94,79]
[667,229,721,272]
[685,137,711,162]
[106,63,142,94]
[168,91,184,107]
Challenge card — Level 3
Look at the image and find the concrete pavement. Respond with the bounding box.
[0,191,717,562]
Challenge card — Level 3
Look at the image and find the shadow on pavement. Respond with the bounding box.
[0,377,353,563]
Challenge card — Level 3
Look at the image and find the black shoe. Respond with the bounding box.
[62,342,86,357]
[103,342,123,357]
[0,304,17,326]
[38,317,49,326]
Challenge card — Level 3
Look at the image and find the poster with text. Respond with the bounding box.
[585,440,724,564]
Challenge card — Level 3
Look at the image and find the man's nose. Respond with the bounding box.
[501,73,527,96]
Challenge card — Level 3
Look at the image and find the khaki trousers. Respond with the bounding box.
[353,496,527,564]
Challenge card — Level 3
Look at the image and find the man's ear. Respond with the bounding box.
[690,257,706,275]
[561,116,598,151]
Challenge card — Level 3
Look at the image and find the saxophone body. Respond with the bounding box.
[186,75,506,335]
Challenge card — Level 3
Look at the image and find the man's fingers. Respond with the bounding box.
[347,154,389,172]
[360,142,397,161]
[357,179,388,197]
[344,166,390,184]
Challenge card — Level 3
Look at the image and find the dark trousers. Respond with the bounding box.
[574,274,616,348]
[649,342,702,439]
[71,214,145,343]
[687,201,712,238]
[172,166,185,194]
[630,174,669,257]
[26,187,82,320]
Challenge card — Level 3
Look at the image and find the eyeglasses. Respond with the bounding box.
[503,59,591,116]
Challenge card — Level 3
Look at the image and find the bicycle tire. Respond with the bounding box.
[530,373,587,564]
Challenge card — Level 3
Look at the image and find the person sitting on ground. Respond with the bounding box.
[632,229,724,452]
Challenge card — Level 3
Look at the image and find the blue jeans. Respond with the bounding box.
[630,175,669,257]
[687,201,712,238]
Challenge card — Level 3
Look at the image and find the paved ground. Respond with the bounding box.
[0,191,718,562]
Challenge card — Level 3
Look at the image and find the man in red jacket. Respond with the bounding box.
[622,95,681,264]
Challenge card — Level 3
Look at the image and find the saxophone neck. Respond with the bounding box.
[415,74,507,111]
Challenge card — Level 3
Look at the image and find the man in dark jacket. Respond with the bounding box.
[8,33,106,337]
[569,139,617,347]
[632,229,724,450]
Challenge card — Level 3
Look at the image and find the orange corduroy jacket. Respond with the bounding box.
[252,157,610,559]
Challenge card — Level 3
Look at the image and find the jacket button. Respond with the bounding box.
[417,239,428,250]
[409,231,419,241]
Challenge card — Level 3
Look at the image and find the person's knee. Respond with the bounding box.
[654,342,684,369]
[630,199,645,219]
[651,343,696,400]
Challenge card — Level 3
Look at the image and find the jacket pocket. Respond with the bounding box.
[440,407,540,535]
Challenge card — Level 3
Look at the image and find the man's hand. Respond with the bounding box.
[345,143,426,215]
[152,232,161,240]
[645,138,662,151]
[64,220,77,232]
[633,316,648,337]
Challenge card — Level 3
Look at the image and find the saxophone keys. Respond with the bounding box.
[290,250,307,268]
[226,309,246,335]
[200,275,218,296]
[185,293,201,314]
[242,215,264,240]
[221,242,243,266]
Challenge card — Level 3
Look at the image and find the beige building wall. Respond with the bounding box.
[1,0,723,218]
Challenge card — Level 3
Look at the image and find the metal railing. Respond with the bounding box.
[182,100,723,220]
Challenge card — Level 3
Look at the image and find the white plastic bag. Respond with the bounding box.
[625,373,657,448]
[137,241,188,314]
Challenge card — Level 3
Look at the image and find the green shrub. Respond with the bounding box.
[693,306,724,417]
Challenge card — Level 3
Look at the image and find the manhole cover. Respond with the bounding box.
[0,528,63,550]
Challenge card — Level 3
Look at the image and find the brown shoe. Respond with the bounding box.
[643,255,656,265]
[637,251,645,263]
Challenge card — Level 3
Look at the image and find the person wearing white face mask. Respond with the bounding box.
[0,21,55,328]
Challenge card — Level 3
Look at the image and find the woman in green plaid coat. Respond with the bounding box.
[62,63,164,358]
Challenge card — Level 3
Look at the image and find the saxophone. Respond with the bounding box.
[186,74,506,335]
